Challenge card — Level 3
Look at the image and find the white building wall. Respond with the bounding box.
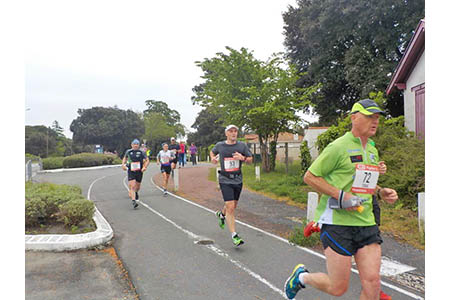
[404,52,425,132]
[303,128,328,159]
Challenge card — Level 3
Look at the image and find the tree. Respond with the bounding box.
[143,112,180,156]
[51,120,64,138]
[70,106,144,154]
[25,125,58,158]
[192,47,318,171]
[144,99,181,127]
[283,0,425,123]
[187,108,226,148]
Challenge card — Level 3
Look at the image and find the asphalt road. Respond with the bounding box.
[32,164,424,300]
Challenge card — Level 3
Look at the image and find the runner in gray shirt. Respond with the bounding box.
[210,125,253,246]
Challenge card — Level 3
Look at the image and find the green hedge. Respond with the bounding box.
[25,182,93,227]
[41,153,120,170]
[42,157,65,169]
[59,199,95,227]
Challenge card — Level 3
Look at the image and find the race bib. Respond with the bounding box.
[161,156,170,164]
[351,164,379,194]
[130,161,141,171]
[224,157,240,172]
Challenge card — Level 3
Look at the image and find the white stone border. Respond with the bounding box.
[38,164,121,173]
[25,175,114,251]
[25,208,113,251]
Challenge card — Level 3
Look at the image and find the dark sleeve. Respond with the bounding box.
[211,142,220,155]
[242,143,252,157]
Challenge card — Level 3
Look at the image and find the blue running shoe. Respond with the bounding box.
[284,264,308,299]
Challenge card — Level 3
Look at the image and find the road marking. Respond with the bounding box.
[148,175,424,300]
[122,176,290,299]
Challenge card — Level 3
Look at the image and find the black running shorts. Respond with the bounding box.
[320,224,382,256]
[128,170,143,183]
[161,165,172,174]
[219,183,243,201]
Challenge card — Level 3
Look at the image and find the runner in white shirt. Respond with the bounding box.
[156,143,176,196]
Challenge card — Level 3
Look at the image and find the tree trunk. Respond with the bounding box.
[258,135,270,172]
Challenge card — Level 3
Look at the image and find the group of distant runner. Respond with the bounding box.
[120,99,397,300]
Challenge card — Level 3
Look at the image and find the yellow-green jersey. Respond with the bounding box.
[309,132,380,226]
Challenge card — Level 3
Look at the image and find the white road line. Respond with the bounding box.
[122,176,289,299]
[148,176,424,300]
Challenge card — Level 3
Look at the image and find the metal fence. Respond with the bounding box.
[25,158,42,181]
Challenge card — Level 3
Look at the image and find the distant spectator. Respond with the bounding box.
[189,143,197,165]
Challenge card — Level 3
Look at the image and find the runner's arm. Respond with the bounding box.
[303,171,341,200]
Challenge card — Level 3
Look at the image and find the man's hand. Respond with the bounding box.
[211,154,219,164]
[380,188,398,204]
[232,152,245,161]
[378,161,387,175]
[142,167,147,172]
[342,192,361,211]
[122,164,127,171]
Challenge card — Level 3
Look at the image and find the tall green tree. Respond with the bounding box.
[283,0,425,124]
[143,112,180,156]
[187,108,226,148]
[192,47,317,171]
[70,106,144,154]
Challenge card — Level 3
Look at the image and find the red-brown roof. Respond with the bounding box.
[386,19,425,95]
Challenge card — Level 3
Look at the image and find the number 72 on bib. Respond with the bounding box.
[351,164,380,194]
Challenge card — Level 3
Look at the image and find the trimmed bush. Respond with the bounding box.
[42,157,64,170]
[25,198,47,227]
[59,199,95,227]
[25,182,89,228]
[62,153,119,168]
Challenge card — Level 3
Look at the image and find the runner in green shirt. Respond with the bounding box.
[285,99,398,300]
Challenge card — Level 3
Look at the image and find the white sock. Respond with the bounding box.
[231,232,237,238]
[298,272,307,286]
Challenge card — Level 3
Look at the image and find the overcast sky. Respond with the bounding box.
[24,0,323,138]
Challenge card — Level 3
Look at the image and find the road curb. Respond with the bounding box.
[25,207,114,252]
[38,164,121,173]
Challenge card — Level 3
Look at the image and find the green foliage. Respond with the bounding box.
[283,0,424,122]
[299,141,312,180]
[269,141,277,171]
[25,197,47,227]
[288,225,321,247]
[192,47,318,172]
[70,106,144,154]
[207,144,216,154]
[25,182,86,227]
[143,112,183,157]
[62,153,117,168]
[25,153,40,161]
[188,108,226,148]
[316,116,352,153]
[59,198,95,227]
[42,157,65,170]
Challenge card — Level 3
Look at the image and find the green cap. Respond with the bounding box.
[351,99,385,115]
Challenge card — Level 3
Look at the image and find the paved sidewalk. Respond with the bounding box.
[26,247,138,300]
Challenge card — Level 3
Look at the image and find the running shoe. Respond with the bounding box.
[135,192,139,200]
[232,234,244,246]
[132,200,139,209]
[215,211,225,229]
[284,264,308,299]
[163,189,168,196]
[380,290,392,300]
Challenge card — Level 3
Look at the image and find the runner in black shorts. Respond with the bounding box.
[157,143,175,196]
[122,139,149,208]
[210,125,252,246]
